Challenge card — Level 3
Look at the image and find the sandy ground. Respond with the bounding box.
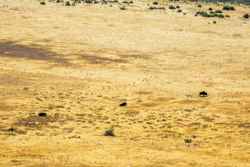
[0,0,250,166]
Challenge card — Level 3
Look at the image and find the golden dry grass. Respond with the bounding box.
[0,0,250,166]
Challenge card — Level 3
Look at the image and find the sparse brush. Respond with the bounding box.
[149,6,165,10]
[196,11,224,18]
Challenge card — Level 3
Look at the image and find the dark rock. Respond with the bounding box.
[119,102,127,107]
[199,91,208,97]
[38,112,47,117]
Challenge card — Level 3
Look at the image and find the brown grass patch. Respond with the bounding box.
[0,41,68,64]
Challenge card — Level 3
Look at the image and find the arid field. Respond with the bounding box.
[0,0,250,166]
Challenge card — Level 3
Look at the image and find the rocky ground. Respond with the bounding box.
[0,0,250,166]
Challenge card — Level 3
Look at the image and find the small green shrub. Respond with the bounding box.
[198,11,210,17]
[104,127,115,137]
[223,5,235,11]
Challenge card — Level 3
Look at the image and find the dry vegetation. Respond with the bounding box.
[0,0,250,166]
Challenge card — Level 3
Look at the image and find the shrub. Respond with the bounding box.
[177,9,182,13]
[120,6,126,10]
[198,11,210,17]
[152,1,158,5]
[223,5,235,11]
[216,13,224,18]
[149,6,165,10]
[196,11,224,18]
[65,1,71,6]
[243,13,249,19]
[184,138,192,144]
[104,127,115,136]
[169,5,176,10]
[215,9,223,13]
[40,1,46,5]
